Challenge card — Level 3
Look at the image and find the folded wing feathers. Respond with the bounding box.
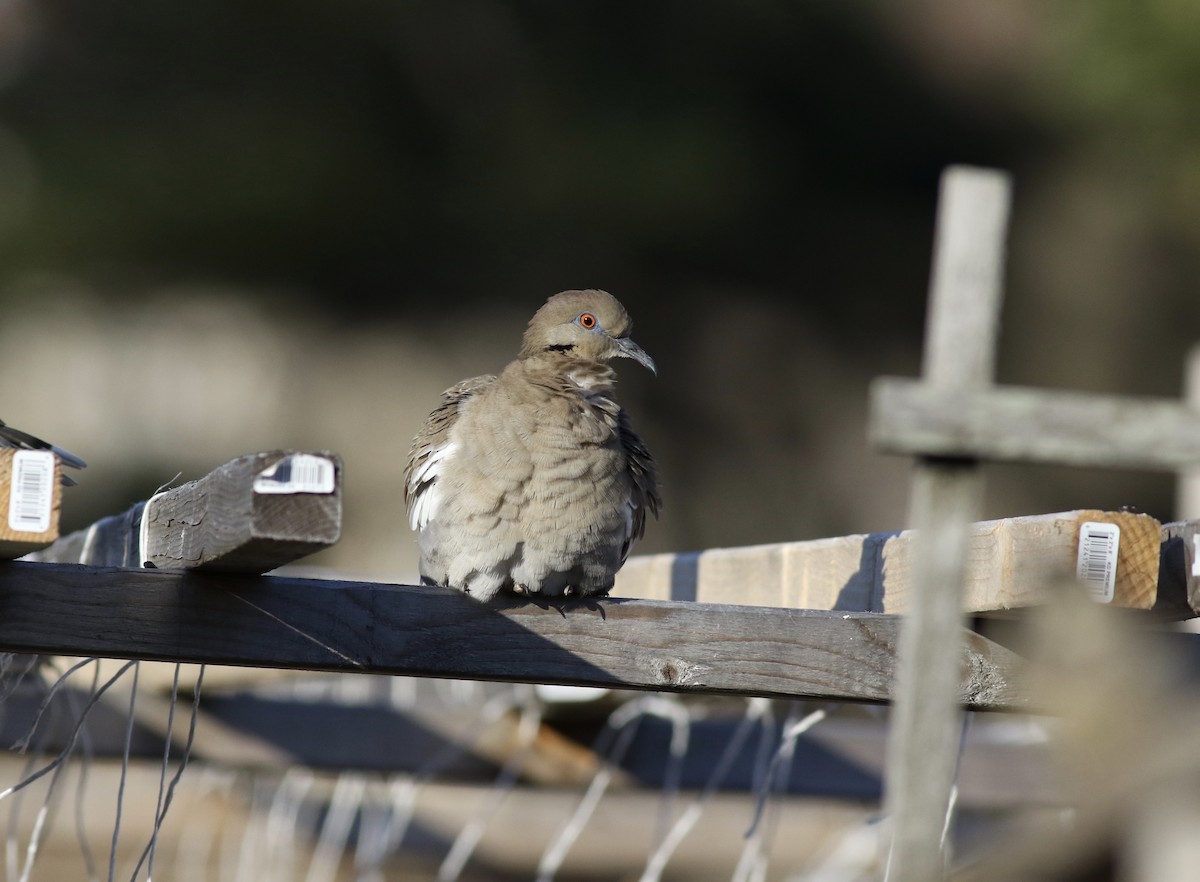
[403,375,495,532]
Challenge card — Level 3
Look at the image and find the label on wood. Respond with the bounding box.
[615,509,1164,613]
[253,453,337,495]
[7,450,54,534]
[0,448,62,558]
[1075,521,1120,603]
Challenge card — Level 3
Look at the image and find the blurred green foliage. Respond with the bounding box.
[0,1,1045,329]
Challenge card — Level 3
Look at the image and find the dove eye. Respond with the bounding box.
[578,313,597,330]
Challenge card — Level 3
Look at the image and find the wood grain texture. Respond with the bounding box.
[0,448,62,559]
[0,562,1029,711]
[920,165,1011,388]
[882,166,1011,882]
[616,510,1165,613]
[143,450,342,571]
[1161,520,1200,615]
[1180,343,1200,518]
[871,377,1200,471]
[29,451,342,573]
[883,508,1160,612]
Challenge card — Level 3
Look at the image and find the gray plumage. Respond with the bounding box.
[0,419,86,486]
[404,289,661,601]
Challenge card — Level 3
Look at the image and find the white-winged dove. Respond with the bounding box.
[405,289,661,602]
[0,419,87,486]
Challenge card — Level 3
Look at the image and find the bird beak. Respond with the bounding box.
[616,337,657,375]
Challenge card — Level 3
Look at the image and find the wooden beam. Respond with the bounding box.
[0,754,870,882]
[0,563,1029,711]
[0,448,63,559]
[616,509,1167,613]
[28,450,342,572]
[871,377,1200,471]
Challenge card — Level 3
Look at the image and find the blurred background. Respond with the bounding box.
[1,0,1198,579]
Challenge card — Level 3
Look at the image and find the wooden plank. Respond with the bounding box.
[886,507,1159,612]
[882,166,1011,882]
[4,674,1065,806]
[1180,343,1200,518]
[0,448,63,559]
[871,377,1200,471]
[0,752,875,882]
[28,450,342,572]
[144,450,342,571]
[615,509,1165,613]
[1161,520,1200,615]
[0,562,1030,711]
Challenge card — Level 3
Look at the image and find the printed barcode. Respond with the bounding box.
[8,450,54,534]
[253,454,336,495]
[289,458,327,487]
[1076,521,1120,603]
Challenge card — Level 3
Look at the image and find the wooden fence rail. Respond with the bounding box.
[0,562,1028,710]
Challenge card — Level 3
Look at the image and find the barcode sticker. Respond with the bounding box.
[253,454,336,495]
[8,450,54,534]
[1076,521,1120,603]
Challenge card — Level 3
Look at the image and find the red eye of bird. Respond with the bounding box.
[579,313,597,329]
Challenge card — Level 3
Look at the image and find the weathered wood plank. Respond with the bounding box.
[888,462,985,880]
[0,562,1029,711]
[28,450,342,572]
[616,509,1166,613]
[1180,343,1200,518]
[882,166,1012,882]
[144,450,343,571]
[871,377,1200,470]
[0,448,63,559]
[918,169,1010,391]
[1161,520,1200,615]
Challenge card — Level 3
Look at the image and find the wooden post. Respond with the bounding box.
[871,169,1200,877]
[26,450,343,573]
[881,166,1012,881]
[1180,344,1200,520]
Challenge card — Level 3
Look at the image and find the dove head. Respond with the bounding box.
[518,289,656,374]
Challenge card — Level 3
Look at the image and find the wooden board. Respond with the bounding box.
[0,562,1029,711]
[28,450,342,573]
[615,509,1164,613]
[0,447,62,559]
[142,450,343,571]
[1161,520,1200,615]
[870,377,1200,471]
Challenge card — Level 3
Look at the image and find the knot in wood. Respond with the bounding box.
[655,658,699,687]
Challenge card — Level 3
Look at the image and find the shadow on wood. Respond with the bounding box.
[0,562,1028,710]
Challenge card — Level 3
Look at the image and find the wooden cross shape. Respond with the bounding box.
[868,165,1200,881]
